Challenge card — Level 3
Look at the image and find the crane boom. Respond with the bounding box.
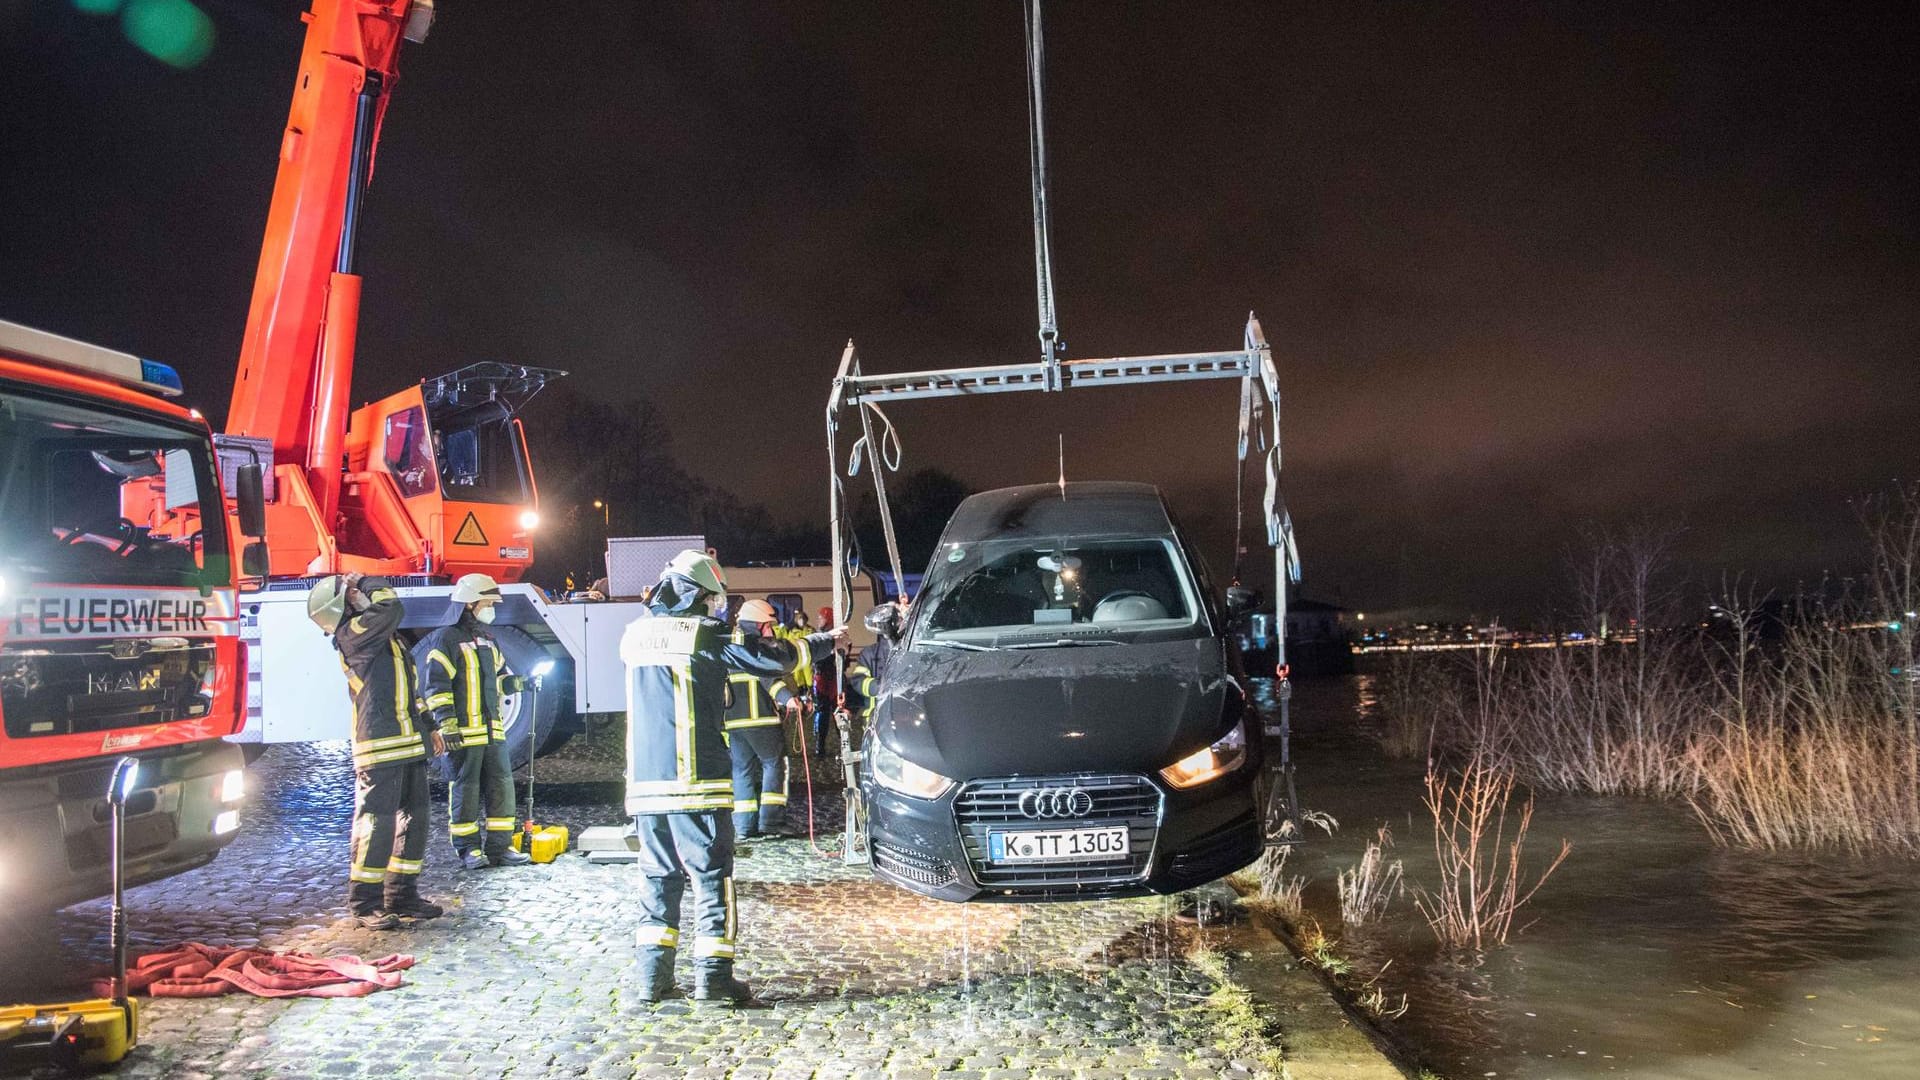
[226,0,426,542]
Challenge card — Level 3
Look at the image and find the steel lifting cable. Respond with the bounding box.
[1025,0,1061,375]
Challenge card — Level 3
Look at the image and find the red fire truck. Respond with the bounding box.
[0,321,267,911]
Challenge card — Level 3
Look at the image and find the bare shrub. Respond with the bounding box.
[1413,753,1571,953]
[1249,820,1328,921]
[1337,826,1404,927]
[1376,488,1920,855]
[1373,650,1458,758]
[1689,591,1920,853]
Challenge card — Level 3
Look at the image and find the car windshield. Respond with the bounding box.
[0,383,228,590]
[912,536,1202,647]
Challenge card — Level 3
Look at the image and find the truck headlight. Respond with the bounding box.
[219,769,245,803]
[868,737,954,800]
[1159,722,1248,789]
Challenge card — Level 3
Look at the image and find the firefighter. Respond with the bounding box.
[308,573,445,930]
[727,600,835,839]
[621,550,842,1004]
[420,573,531,870]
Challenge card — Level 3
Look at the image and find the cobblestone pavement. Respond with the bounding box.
[2,722,1285,1079]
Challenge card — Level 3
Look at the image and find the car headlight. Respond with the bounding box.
[1159,721,1249,789]
[867,736,955,800]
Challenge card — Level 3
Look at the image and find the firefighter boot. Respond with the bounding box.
[634,948,677,1003]
[693,961,752,1006]
[490,847,532,867]
[348,882,397,931]
[385,881,445,920]
[459,850,490,870]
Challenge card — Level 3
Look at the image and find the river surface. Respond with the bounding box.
[1259,675,1920,1080]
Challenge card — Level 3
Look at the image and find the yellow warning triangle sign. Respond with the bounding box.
[452,512,489,546]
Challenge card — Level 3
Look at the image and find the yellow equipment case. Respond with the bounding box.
[512,823,570,863]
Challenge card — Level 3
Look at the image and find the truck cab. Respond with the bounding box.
[0,321,253,910]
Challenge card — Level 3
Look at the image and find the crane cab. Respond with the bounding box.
[338,362,562,582]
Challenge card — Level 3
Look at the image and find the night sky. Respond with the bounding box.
[3,0,1915,620]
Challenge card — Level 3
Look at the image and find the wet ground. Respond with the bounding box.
[0,718,1399,1079]
[1271,676,1920,1079]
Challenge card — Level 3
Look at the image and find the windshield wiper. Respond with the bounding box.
[1000,638,1124,650]
[919,639,1000,652]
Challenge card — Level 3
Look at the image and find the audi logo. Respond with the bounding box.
[1018,787,1094,819]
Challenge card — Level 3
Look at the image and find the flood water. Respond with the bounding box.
[1260,676,1920,1079]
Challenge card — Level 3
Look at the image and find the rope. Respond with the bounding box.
[853,400,909,605]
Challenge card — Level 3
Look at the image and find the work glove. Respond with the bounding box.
[436,726,463,754]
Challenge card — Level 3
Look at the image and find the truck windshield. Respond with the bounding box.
[0,384,228,590]
[914,536,1202,646]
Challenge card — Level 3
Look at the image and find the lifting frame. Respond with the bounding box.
[825,315,1303,867]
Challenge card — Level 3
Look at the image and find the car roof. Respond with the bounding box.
[938,482,1176,544]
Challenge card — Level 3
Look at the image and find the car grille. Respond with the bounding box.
[952,773,1163,890]
[872,841,956,889]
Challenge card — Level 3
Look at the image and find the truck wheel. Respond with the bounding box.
[420,627,564,781]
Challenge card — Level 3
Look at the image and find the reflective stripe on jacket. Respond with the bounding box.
[332,591,427,769]
[418,620,521,746]
[724,629,800,731]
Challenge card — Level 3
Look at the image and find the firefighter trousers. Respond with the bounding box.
[728,726,788,836]
[448,738,516,856]
[633,811,736,970]
[349,761,429,912]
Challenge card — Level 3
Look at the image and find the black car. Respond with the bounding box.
[859,481,1265,902]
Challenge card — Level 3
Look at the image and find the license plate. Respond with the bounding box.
[988,826,1129,863]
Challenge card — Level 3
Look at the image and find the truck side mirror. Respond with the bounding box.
[235,463,268,540]
[242,540,270,578]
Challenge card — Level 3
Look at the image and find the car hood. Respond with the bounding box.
[875,637,1240,779]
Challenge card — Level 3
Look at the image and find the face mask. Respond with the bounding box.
[476,605,497,624]
[705,593,729,619]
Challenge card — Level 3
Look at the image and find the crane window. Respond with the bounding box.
[433,406,528,505]
[383,407,437,498]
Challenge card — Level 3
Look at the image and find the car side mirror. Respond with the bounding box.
[242,540,270,578]
[235,463,268,540]
[1225,585,1256,618]
[864,603,903,641]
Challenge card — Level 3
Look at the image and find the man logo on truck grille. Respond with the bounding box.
[1019,787,1094,819]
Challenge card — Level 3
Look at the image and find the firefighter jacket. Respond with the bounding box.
[725,628,833,731]
[331,589,428,770]
[620,574,809,814]
[842,641,888,721]
[419,615,524,749]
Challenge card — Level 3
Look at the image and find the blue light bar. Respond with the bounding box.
[140,358,185,395]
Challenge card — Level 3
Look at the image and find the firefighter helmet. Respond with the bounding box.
[450,572,502,605]
[663,549,728,596]
[735,599,778,628]
[308,575,349,634]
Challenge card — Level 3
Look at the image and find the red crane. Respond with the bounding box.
[222,0,557,582]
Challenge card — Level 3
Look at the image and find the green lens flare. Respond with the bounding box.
[71,0,126,15]
[120,0,215,70]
